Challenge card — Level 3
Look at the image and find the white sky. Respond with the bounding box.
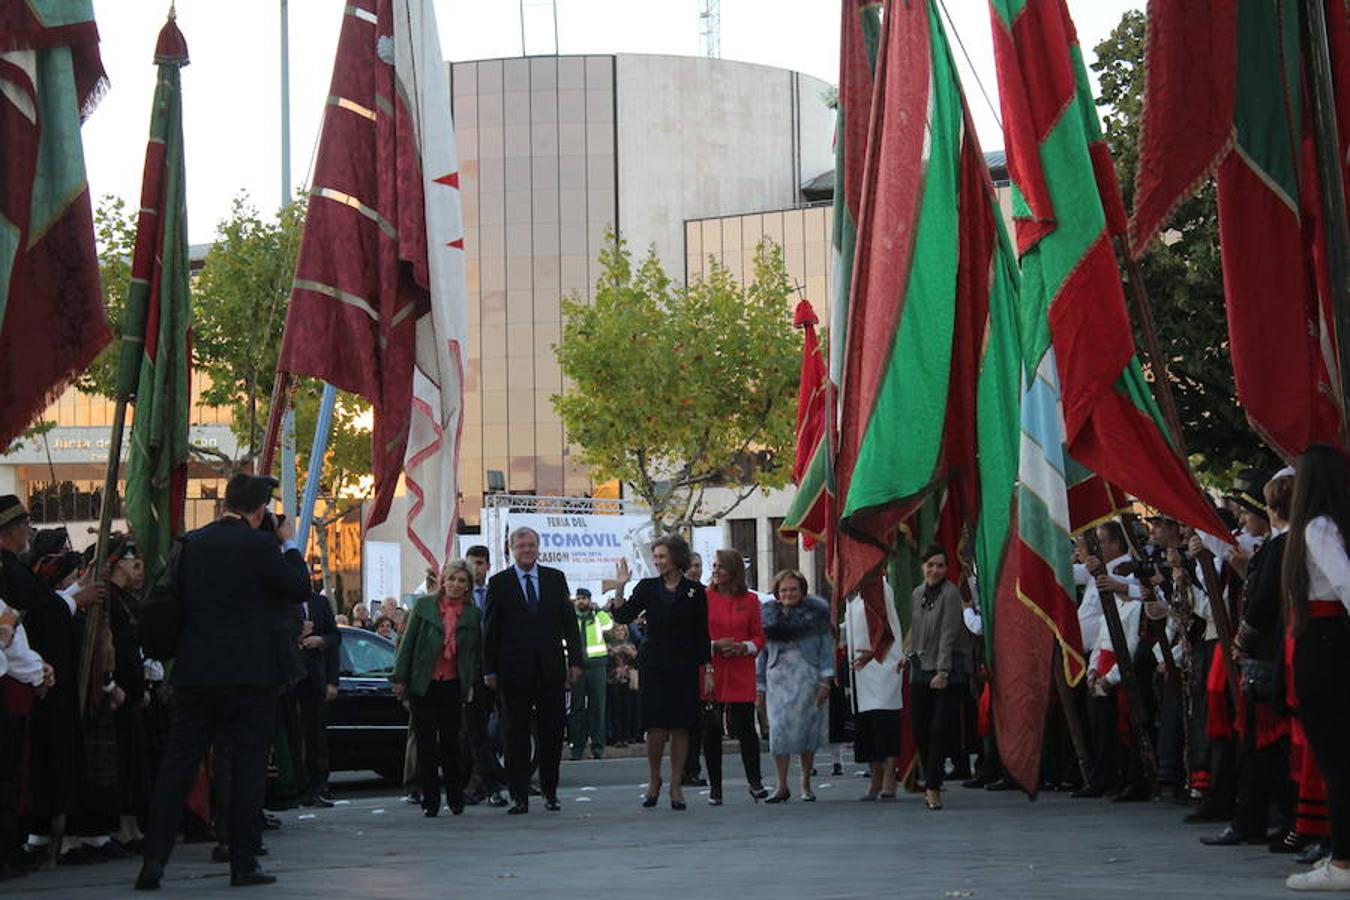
[85,0,1144,245]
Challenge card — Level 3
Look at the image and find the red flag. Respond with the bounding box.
[778,300,831,552]
[1131,0,1346,457]
[0,6,110,448]
[276,0,467,533]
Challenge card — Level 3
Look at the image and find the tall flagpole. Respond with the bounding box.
[279,0,298,518]
[1301,0,1350,444]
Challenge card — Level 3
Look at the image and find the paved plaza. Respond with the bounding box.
[17,756,1306,899]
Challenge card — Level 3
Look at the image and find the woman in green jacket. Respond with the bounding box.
[392,559,483,817]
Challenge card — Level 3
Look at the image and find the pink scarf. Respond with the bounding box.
[439,595,462,662]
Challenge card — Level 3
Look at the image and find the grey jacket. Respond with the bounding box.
[906,581,964,676]
[755,596,835,692]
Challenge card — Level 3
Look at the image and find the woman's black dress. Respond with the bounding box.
[613,577,711,730]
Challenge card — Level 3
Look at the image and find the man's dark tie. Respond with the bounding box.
[524,572,539,611]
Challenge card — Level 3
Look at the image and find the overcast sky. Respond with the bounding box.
[84,0,1144,245]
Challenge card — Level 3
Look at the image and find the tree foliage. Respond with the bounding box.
[1093,11,1280,479]
[553,232,801,531]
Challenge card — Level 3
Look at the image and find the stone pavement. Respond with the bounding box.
[15,757,1309,899]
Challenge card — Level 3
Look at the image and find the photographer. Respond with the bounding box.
[136,474,310,890]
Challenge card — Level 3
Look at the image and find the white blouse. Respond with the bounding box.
[0,600,46,687]
[1306,516,1350,614]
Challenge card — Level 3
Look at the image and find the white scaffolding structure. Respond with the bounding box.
[699,0,721,58]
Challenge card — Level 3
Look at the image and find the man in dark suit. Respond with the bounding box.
[296,587,341,807]
[483,526,584,814]
[136,475,310,890]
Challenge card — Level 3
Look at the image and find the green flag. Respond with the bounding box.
[123,16,192,583]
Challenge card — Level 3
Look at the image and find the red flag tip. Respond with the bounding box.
[434,171,460,189]
[792,299,818,328]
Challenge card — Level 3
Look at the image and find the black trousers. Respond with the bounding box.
[1295,618,1350,860]
[410,680,463,812]
[143,686,273,877]
[275,687,307,802]
[910,680,961,791]
[500,676,565,803]
[296,686,329,798]
[701,701,762,792]
[461,683,505,796]
[1088,693,1123,790]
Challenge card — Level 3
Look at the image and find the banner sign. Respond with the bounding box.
[363,540,402,607]
[487,511,657,584]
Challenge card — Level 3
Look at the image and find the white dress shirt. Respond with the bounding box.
[1085,554,1142,685]
[0,600,46,687]
[1306,516,1350,613]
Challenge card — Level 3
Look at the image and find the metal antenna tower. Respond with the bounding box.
[699,0,721,58]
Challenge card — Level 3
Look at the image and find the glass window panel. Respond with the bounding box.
[482,289,507,324]
[743,214,764,247]
[558,155,586,190]
[503,91,529,125]
[804,235,826,277]
[533,290,560,325]
[584,86,613,123]
[506,290,534,325]
[559,189,586,224]
[584,56,612,90]
[785,244,806,280]
[479,191,505,227]
[483,424,508,458]
[558,123,585,156]
[480,223,506,259]
[537,423,564,455]
[506,257,532,290]
[585,122,613,155]
[702,220,723,257]
[530,93,557,126]
[530,56,557,90]
[784,210,805,247]
[478,125,503,158]
[505,190,531,225]
[586,189,615,225]
[560,254,588,288]
[686,255,701,283]
[481,322,507,359]
[531,225,560,257]
[454,94,478,127]
[508,456,536,491]
[452,61,478,96]
[533,323,561,355]
[503,58,529,92]
[478,94,503,127]
[503,226,530,261]
[482,254,506,292]
[479,156,505,189]
[558,89,585,124]
[508,421,536,452]
[558,56,584,89]
[533,189,560,225]
[585,154,614,190]
[685,222,701,259]
[531,157,559,193]
[456,127,478,160]
[504,156,530,188]
[762,212,784,245]
[530,122,559,158]
[504,125,530,158]
[536,460,564,496]
[481,390,509,425]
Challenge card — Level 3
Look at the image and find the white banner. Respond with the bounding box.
[363,541,403,608]
[489,512,657,585]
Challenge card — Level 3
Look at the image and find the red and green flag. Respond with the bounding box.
[835,0,1023,623]
[1130,0,1347,457]
[0,0,111,448]
[123,14,192,583]
[990,0,1230,791]
[779,300,830,552]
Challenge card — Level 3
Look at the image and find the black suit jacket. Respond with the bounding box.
[300,593,341,693]
[171,518,311,689]
[483,565,584,685]
[1241,531,1287,662]
[612,576,711,670]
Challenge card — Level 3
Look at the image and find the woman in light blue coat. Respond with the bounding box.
[756,569,834,803]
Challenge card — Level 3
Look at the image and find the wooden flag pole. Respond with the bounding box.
[1051,642,1094,788]
[80,398,128,716]
[1300,0,1350,444]
[1116,240,1189,456]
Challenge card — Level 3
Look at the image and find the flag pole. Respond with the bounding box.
[82,397,127,716]
[297,382,337,554]
[1301,0,1350,444]
[1117,241,1188,456]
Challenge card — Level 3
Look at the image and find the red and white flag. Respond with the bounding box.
[276,0,467,570]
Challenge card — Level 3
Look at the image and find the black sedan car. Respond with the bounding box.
[328,625,408,782]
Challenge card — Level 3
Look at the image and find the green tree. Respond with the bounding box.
[553,232,801,531]
[84,193,374,589]
[1093,11,1280,479]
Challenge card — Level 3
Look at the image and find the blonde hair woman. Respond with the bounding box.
[392,559,483,817]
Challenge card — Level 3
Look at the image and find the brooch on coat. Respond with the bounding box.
[687,587,696,599]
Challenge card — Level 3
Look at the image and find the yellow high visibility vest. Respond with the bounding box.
[579,610,613,659]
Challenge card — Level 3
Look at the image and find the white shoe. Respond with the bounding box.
[1287,858,1350,891]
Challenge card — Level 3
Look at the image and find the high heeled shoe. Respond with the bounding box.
[924,790,943,810]
[747,784,769,802]
[670,796,687,811]
[641,779,662,808]
[765,790,791,804]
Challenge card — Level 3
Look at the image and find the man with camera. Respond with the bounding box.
[136,475,311,891]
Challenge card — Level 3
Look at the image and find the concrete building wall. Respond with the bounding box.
[615,56,834,279]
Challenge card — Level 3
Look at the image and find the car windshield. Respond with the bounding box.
[340,629,396,677]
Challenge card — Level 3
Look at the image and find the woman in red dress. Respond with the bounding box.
[700,549,768,804]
